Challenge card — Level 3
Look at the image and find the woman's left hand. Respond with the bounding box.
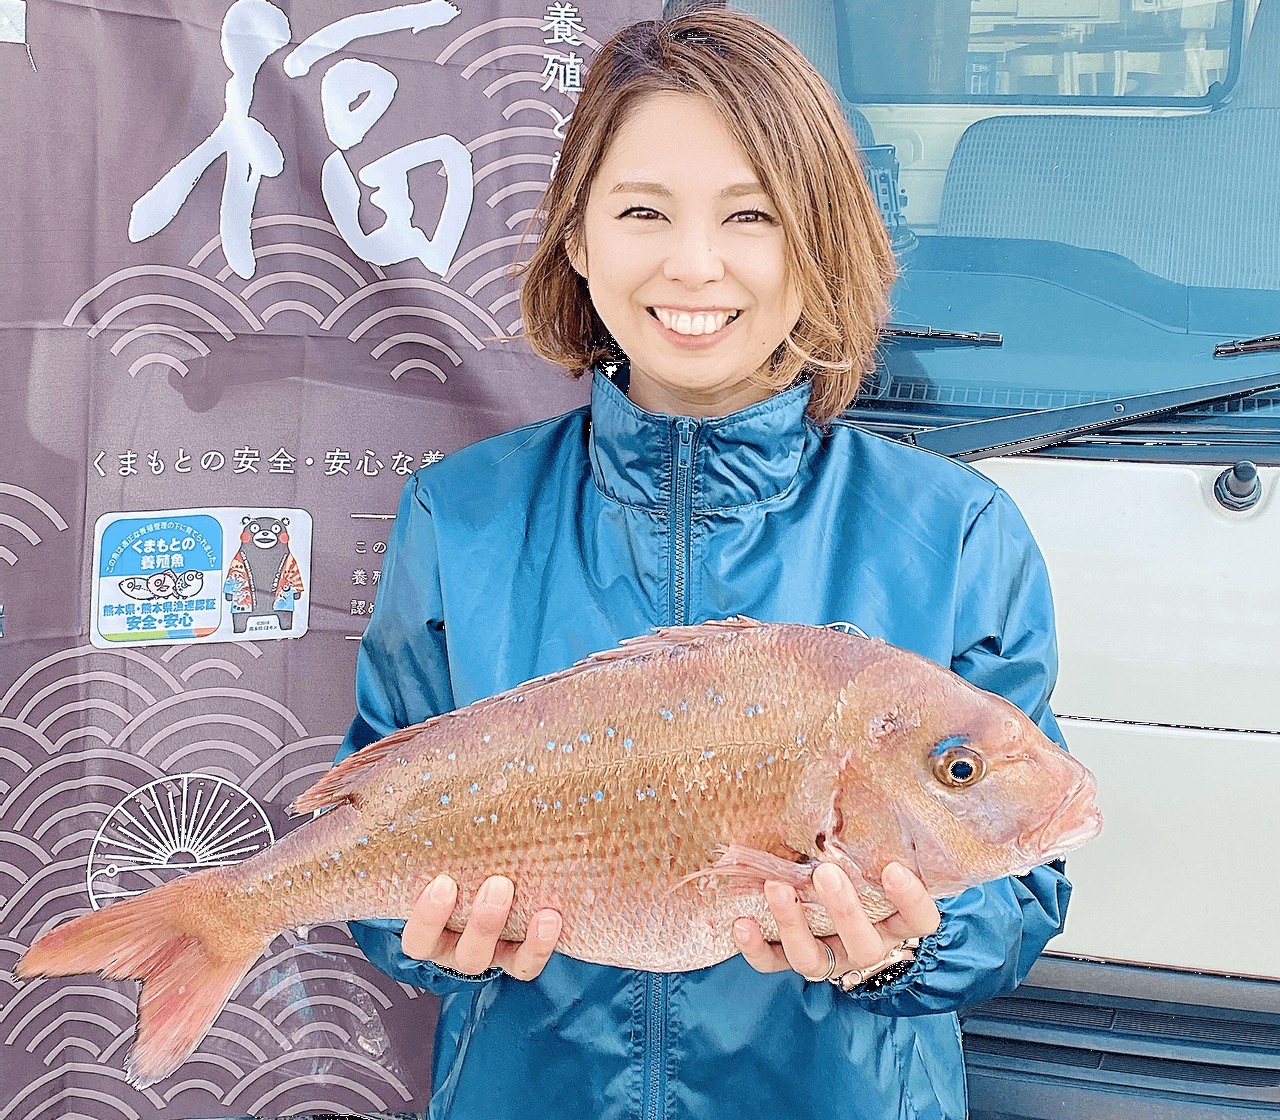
[733,861,941,984]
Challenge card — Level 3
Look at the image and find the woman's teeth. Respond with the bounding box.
[652,308,741,336]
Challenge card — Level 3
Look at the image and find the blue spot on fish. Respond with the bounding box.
[358,837,369,845]
[606,727,616,737]
[527,763,536,773]
[562,743,573,753]
[469,783,480,794]
[422,772,432,782]
[554,800,562,809]
[701,750,715,760]
[659,708,674,720]
[580,732,590,742]
[579,795,588,804]
[546,741,556,751]
[491,813,498,823]
[358,870,366,878]
[624,738,633,749]
[441,793,451,805]
[593,790,604,801]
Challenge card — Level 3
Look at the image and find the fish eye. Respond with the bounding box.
[931,741,984,788]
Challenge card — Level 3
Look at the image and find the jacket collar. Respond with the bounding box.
[587,367,813,511]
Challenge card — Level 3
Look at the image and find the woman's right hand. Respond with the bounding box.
[402,873,563,981]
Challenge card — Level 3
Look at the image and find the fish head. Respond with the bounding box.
[830,648,1102,898]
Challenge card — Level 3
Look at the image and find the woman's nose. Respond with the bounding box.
[662,225,726,286]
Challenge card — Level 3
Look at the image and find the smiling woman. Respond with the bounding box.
[334,10,1076,1120]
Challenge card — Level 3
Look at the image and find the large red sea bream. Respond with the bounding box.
[17,618,1102,1086]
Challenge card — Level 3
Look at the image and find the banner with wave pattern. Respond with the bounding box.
[0,0,652,1114]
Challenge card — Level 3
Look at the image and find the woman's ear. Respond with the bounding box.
[566,231,588,279]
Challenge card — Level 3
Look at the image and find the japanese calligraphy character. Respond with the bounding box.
[355,540,367,554]
[233,446,260,473]
[541,52,583,93]
[372,569,381,584]
[318,58,474,276]
[128,0,291,279]
[268,446,296,474]
[118,451,139,476]
[201,450,225,471]
[146,451,164,475]
[372,541,387,554]
[543,4,585,45]
[351,599,368,616]
[324,448,351,476]
[356,450,383,477]
[421,450,444,466]
[353,569,368,586]
[175,448,192,473]
[390,451,415,475]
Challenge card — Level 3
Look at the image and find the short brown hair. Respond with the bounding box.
[515,10,897,422]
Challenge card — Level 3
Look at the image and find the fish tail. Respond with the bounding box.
[15,871,264,1088]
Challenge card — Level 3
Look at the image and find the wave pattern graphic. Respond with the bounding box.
[0,484,69,570]
[0,642,424,1117]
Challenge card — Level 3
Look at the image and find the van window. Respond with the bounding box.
[702,0,1280,457]
[837,0,1244,106]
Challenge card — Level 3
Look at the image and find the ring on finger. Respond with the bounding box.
[804,942,838,983]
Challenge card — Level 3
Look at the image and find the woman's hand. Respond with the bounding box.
[733,861,940,985]
[402,874,563,981]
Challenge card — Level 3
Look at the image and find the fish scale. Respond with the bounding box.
[17,617,1102,1086]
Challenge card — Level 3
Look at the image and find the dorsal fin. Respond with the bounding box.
[288,720,440,814]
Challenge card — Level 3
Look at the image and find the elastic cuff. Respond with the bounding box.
[430,963,504,984]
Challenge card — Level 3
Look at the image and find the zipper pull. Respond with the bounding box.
[675,418,696,465]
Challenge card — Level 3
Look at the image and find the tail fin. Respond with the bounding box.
[15,871,264,1087]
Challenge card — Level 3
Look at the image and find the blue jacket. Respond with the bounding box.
[338,369,1072,1120]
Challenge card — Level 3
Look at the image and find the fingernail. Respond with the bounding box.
[733,920,751,945]
[814,863,845,893]
[537,912,561,940]
[883,863,909,889]
[479,877,513,907]
[428,874,455,904]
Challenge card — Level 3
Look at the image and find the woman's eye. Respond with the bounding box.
[728,209,775,224]
[618,206,663,220]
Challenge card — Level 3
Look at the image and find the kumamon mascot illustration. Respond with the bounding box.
[222,514,304,634]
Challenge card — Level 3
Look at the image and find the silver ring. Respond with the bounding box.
[806,942,837,983]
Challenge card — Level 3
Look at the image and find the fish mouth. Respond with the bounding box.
[1028,773,1103,863]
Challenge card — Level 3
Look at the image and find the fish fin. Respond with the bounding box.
[677,843,818,893]
[289,722,432,814]
[15,871,263,1088]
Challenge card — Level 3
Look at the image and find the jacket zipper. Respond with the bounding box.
[644,419,695,1120]
[671,418,697,626]
[643,972,669,1120]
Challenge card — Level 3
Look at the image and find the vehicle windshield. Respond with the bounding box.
[671,0,1280,458]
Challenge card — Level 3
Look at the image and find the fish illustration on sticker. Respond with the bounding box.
[17,618,1102,1087]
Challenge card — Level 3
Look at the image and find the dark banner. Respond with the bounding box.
[0,0,654,1113]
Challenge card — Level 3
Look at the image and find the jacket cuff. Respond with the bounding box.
[348,919,503,993]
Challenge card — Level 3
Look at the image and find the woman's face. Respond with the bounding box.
[570,92,802,418]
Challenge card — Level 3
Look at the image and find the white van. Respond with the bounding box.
[669,0,1280,1115]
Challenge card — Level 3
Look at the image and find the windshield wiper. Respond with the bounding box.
[883,323,1003,347]
[1215,333,1280,357]
[910,373,1280,461]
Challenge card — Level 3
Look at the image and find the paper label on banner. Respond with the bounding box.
[0,0,26,43]
[91,507,312,647]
